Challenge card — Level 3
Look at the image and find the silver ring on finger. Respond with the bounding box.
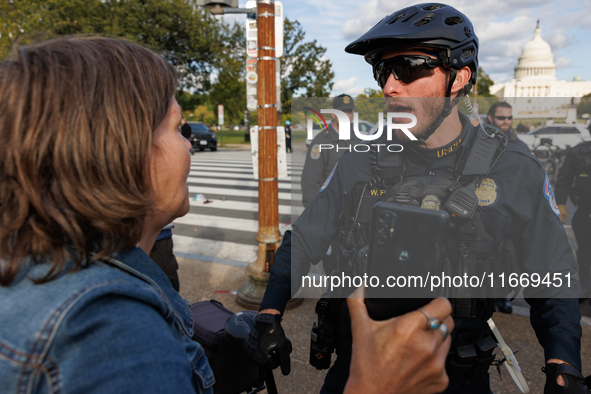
[437,322,450,342]
[417,307,441,330]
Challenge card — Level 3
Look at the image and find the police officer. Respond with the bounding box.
[486,101,530,314]
[301,95,355,274]
[285,120,292,153]
[555,124,591,300]
[487,101,530,152]
[301,94,355,207]
[246,4,587,393]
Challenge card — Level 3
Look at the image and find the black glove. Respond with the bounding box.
[543,363,591,393]
[242,313,292,376]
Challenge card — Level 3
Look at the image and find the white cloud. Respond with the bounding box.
[546,29,569,50]
[279,0,591,91]
[556,56,572,68]
[333,76,358,91]
[344,86,366,96]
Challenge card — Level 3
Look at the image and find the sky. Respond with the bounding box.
[221,0,591,97]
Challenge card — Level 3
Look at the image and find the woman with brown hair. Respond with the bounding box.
[0,36,215,393]
[0,35,453,394]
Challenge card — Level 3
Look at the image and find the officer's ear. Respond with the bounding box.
[450,66,471,96]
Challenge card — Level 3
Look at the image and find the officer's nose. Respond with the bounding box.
[382,73,405,97]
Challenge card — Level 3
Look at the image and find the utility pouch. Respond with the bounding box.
[446,334,497,380]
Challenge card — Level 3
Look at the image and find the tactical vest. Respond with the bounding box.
[572,144,591,205]
[338,124,509,319]
[333,125,524,379]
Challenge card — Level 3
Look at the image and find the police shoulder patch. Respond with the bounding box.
[319,163,338,193]
[543,174,560,217]
[475,178,498,207]
[310,144,321,160]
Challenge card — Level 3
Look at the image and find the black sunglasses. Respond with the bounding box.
[373,55,442,88]
[494,116,513,121]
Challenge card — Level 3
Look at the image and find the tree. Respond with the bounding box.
[280,18,334,114]
[355,88,385,124]
[475,67,494,97]
[186,105,216,124]
[577,93,591,118]
[209,21,246,126]
[1,0,221,93]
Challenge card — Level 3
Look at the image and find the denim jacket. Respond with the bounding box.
[0,247,215,394]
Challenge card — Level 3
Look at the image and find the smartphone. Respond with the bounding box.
[364,202,450,321]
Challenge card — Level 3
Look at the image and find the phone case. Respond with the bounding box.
[364,202,450,320]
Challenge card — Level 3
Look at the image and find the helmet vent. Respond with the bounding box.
[445,16,463,25]
[388,13,405,24]
[401,11,418,23]
[461,47,475,60]
[423,5,442,10]
[414,17,432,27]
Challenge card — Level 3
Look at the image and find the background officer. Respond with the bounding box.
[248,3,586,394]
[301,94,355,207]
[301,94,355,274]
[556,125,591,300]
[486,101,529,314]
[285,120,292,153]
[487,101,529,151]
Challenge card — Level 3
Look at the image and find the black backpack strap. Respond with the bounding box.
[456,124,507,182]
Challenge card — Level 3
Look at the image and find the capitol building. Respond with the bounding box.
[490,21,591,118]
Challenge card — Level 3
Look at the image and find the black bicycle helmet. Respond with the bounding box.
[345,4,479,142]
[345,3,479,88]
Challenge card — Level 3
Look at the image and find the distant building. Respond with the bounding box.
[490,21,591,119]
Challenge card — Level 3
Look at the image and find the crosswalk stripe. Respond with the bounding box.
[189,171,303,184]
[188,198,304,215]
[172,234,257,266]
[175,150,307,265]
[174,213,259,232]
[190,164,303,172]
[174,213,293,233]
[187,176,298,189]
[188,185,301,201]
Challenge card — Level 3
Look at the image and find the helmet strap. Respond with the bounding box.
[418,69,463,143]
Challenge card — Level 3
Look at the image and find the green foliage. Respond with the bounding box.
[1,3,334,127]
[1,0,221,93]
[184,105,216,125]
[176,90,206,113]
[355,89,386,124]
[209,21,245,126]
[281,18,334,113]
[457,96,498,117]
[577,93,591,118]
[475,68,495,97]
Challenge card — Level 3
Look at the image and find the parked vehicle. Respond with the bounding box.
[519,123,590,150]
[532,138,570,187]
[188,122,217,152]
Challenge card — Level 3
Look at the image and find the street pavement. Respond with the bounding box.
[171,144,304,267]
[175,142,591,393]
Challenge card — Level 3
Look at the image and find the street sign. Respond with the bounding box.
[218,105,224,126]
[245,18,257,58]
[194,0,239,7]
[245,1,282,58]
[275,1,283,57]
[249,125,288,179]
[244,1,283,114]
